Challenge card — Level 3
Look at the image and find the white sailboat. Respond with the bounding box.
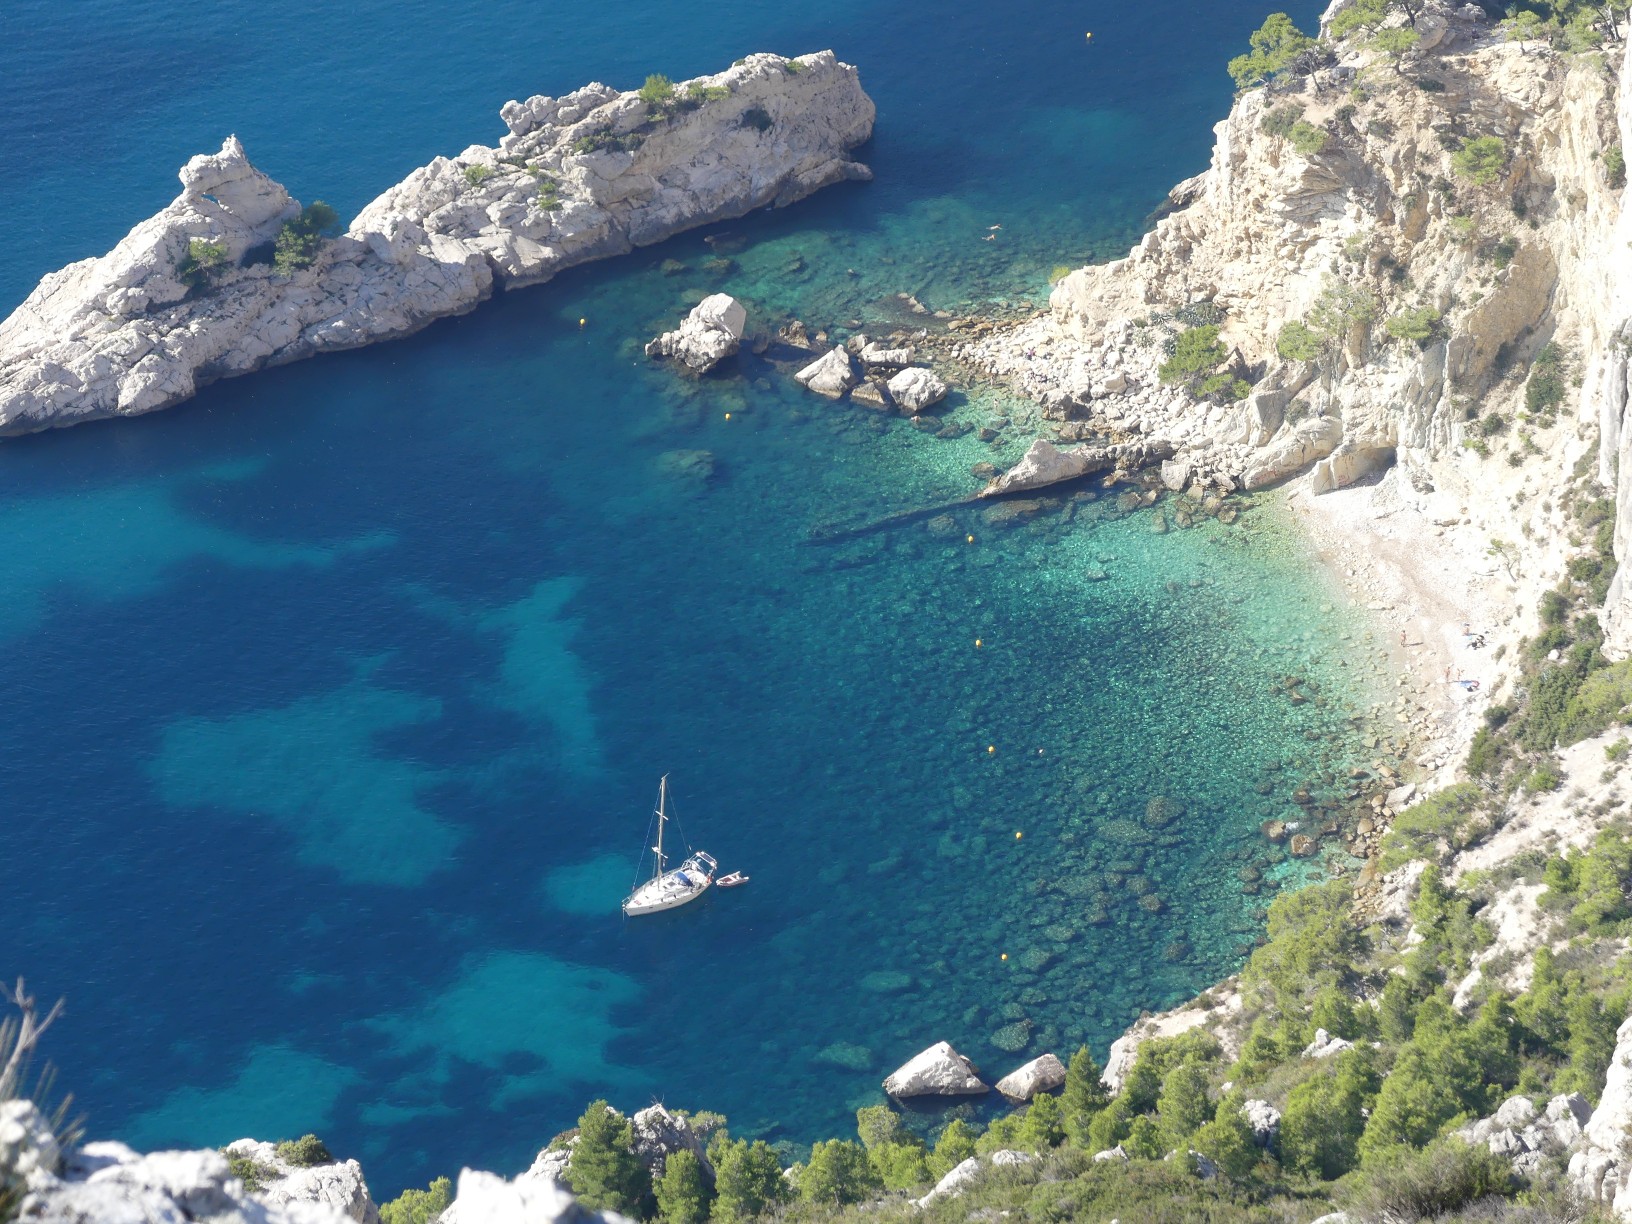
[622,775,717,916]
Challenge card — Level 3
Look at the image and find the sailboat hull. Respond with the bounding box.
[622,851,717,916]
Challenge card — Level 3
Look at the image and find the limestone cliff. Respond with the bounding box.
[970,3,1632,660]
[0,52,874,435]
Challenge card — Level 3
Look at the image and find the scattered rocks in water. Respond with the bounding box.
[659,258,687,276]
[926,514,959,537]
[1289,833,1317,857]
[971,461,999,480]
[936,421,972,439]
[980,498,1049,527]
[704,232,747,254]
[645,294,747,373]
[793,348,858,399]
[701,256,735,276]
[1144,796,1183,829]
[1137,893,1165,914]
[1017,948,1055,972]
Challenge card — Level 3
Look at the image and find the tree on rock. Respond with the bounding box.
[928,1119,978,1178]
[712,1138,786,1223]
[567,1100,650,1214]
[1191,1091,1259,1180]
[1061,1045,1111,1146]
[654,1149,709,1224]
[1227,13,1317,90]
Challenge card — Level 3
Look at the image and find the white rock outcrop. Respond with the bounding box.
[645,293,747,372]
[221,1140,379,1223]
[994,1052,1067,1100]
[437,1166,635,1224]
[914,1156,980,1207]
[1301,1028,1354,1059]
[1242,1099,1280,1148]
[0,52,874,434]
[883,1041,989,1097]
[1572,1016,1632,1213]
[885,366,948,413]
[793,347,858,398]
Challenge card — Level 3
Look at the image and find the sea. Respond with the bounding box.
[0,0,1382,1197]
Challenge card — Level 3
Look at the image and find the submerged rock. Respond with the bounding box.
[882,1040,989,1097]
[977,438,1174,498]
[645,294,747,372]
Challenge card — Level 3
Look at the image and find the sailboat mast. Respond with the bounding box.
[652,774,668,878]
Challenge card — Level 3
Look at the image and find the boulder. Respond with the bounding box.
[882,1041,989,1097]
[859,341,915,368]
[1160,458,1192,492]
[978,438,1174,498]
[995,1053,1067,1100]
[222,1140,379,1223]
[988,1151,1034,1166]
[1092,1146,1129,1162]
[1242,1099,1280,1148]
[1,1100,60,1198]
[886,366,948,413]
[793,348,857,399]
[441,1168,636,1224]
[851,380,891,411]
[645,294,747,372]
[1301,1028,1353,1059]
[914,1157,980,1207]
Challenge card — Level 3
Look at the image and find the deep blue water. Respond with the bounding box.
[0,0,1376,1198]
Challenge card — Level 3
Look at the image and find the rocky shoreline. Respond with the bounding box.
[0,52,874,435]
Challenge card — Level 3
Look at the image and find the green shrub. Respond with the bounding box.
[1228,13,1317,90]
[1607,144,1627,189]
[1280,1048,1379,1178]
[929,1119,979,1178]
[684,84,731,104]
[1380,784,1486,868]
[1452,136,1508,186]
[783,58,806,74]
[223,1150,277,1193]
[1344,1137,1514,1219]
[1608,738,1631,762]
[1490,234,1520,268]
[1288,120,1328,155]
[274,1134,332,1167]
[639,74,675,105]
[272,202,340,276]
[1384,305,1441,345]
[1261,104,1304,140]
[177,238,229,289]
[1526,342,1569,416]
[1189,1090,1259,1179]
[1158,324,1229,391]
[1524,764,1563,793]
[1277,319,1325,361]
[462,164,492,187]
[1061,1045,1111,1146]
[1307,277,1377,338]
[379,1177,452,1224]
[571,129,643,155]
[1155,1063,1212,1150]
[1448,214,1477,243]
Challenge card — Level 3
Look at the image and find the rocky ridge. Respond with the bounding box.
[963,1,1632,665]
[0,52,874,434]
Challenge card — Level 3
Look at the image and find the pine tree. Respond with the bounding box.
[1156,1064,1211,1151]
[567,1101,650,1214]
[928,1119,978,1179]
[654,1149,708,1224]
[1017,1093,1065,1151]
[712,1139,786,1223]
[1061,1046,1110,1147]
[799,1139,879,1205]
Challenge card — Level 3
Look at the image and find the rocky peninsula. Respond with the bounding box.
[0,52,873,434]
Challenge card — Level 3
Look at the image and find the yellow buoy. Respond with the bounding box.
[1001,953,1008,961]
[1015,831,1023,840]
[579,318,587,328]
[966,534,974,543]
[975,638,983,648]
[987,745,996,755]
[724,412,732,420]
[1085,31,1093,40]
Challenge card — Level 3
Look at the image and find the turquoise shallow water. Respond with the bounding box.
[0,0,1383,1196]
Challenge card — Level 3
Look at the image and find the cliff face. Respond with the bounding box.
[0,52,874,435]
[972,4,1632,660]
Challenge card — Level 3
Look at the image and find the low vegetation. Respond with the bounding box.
[272,202,340,276]
[176,238,229,290]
